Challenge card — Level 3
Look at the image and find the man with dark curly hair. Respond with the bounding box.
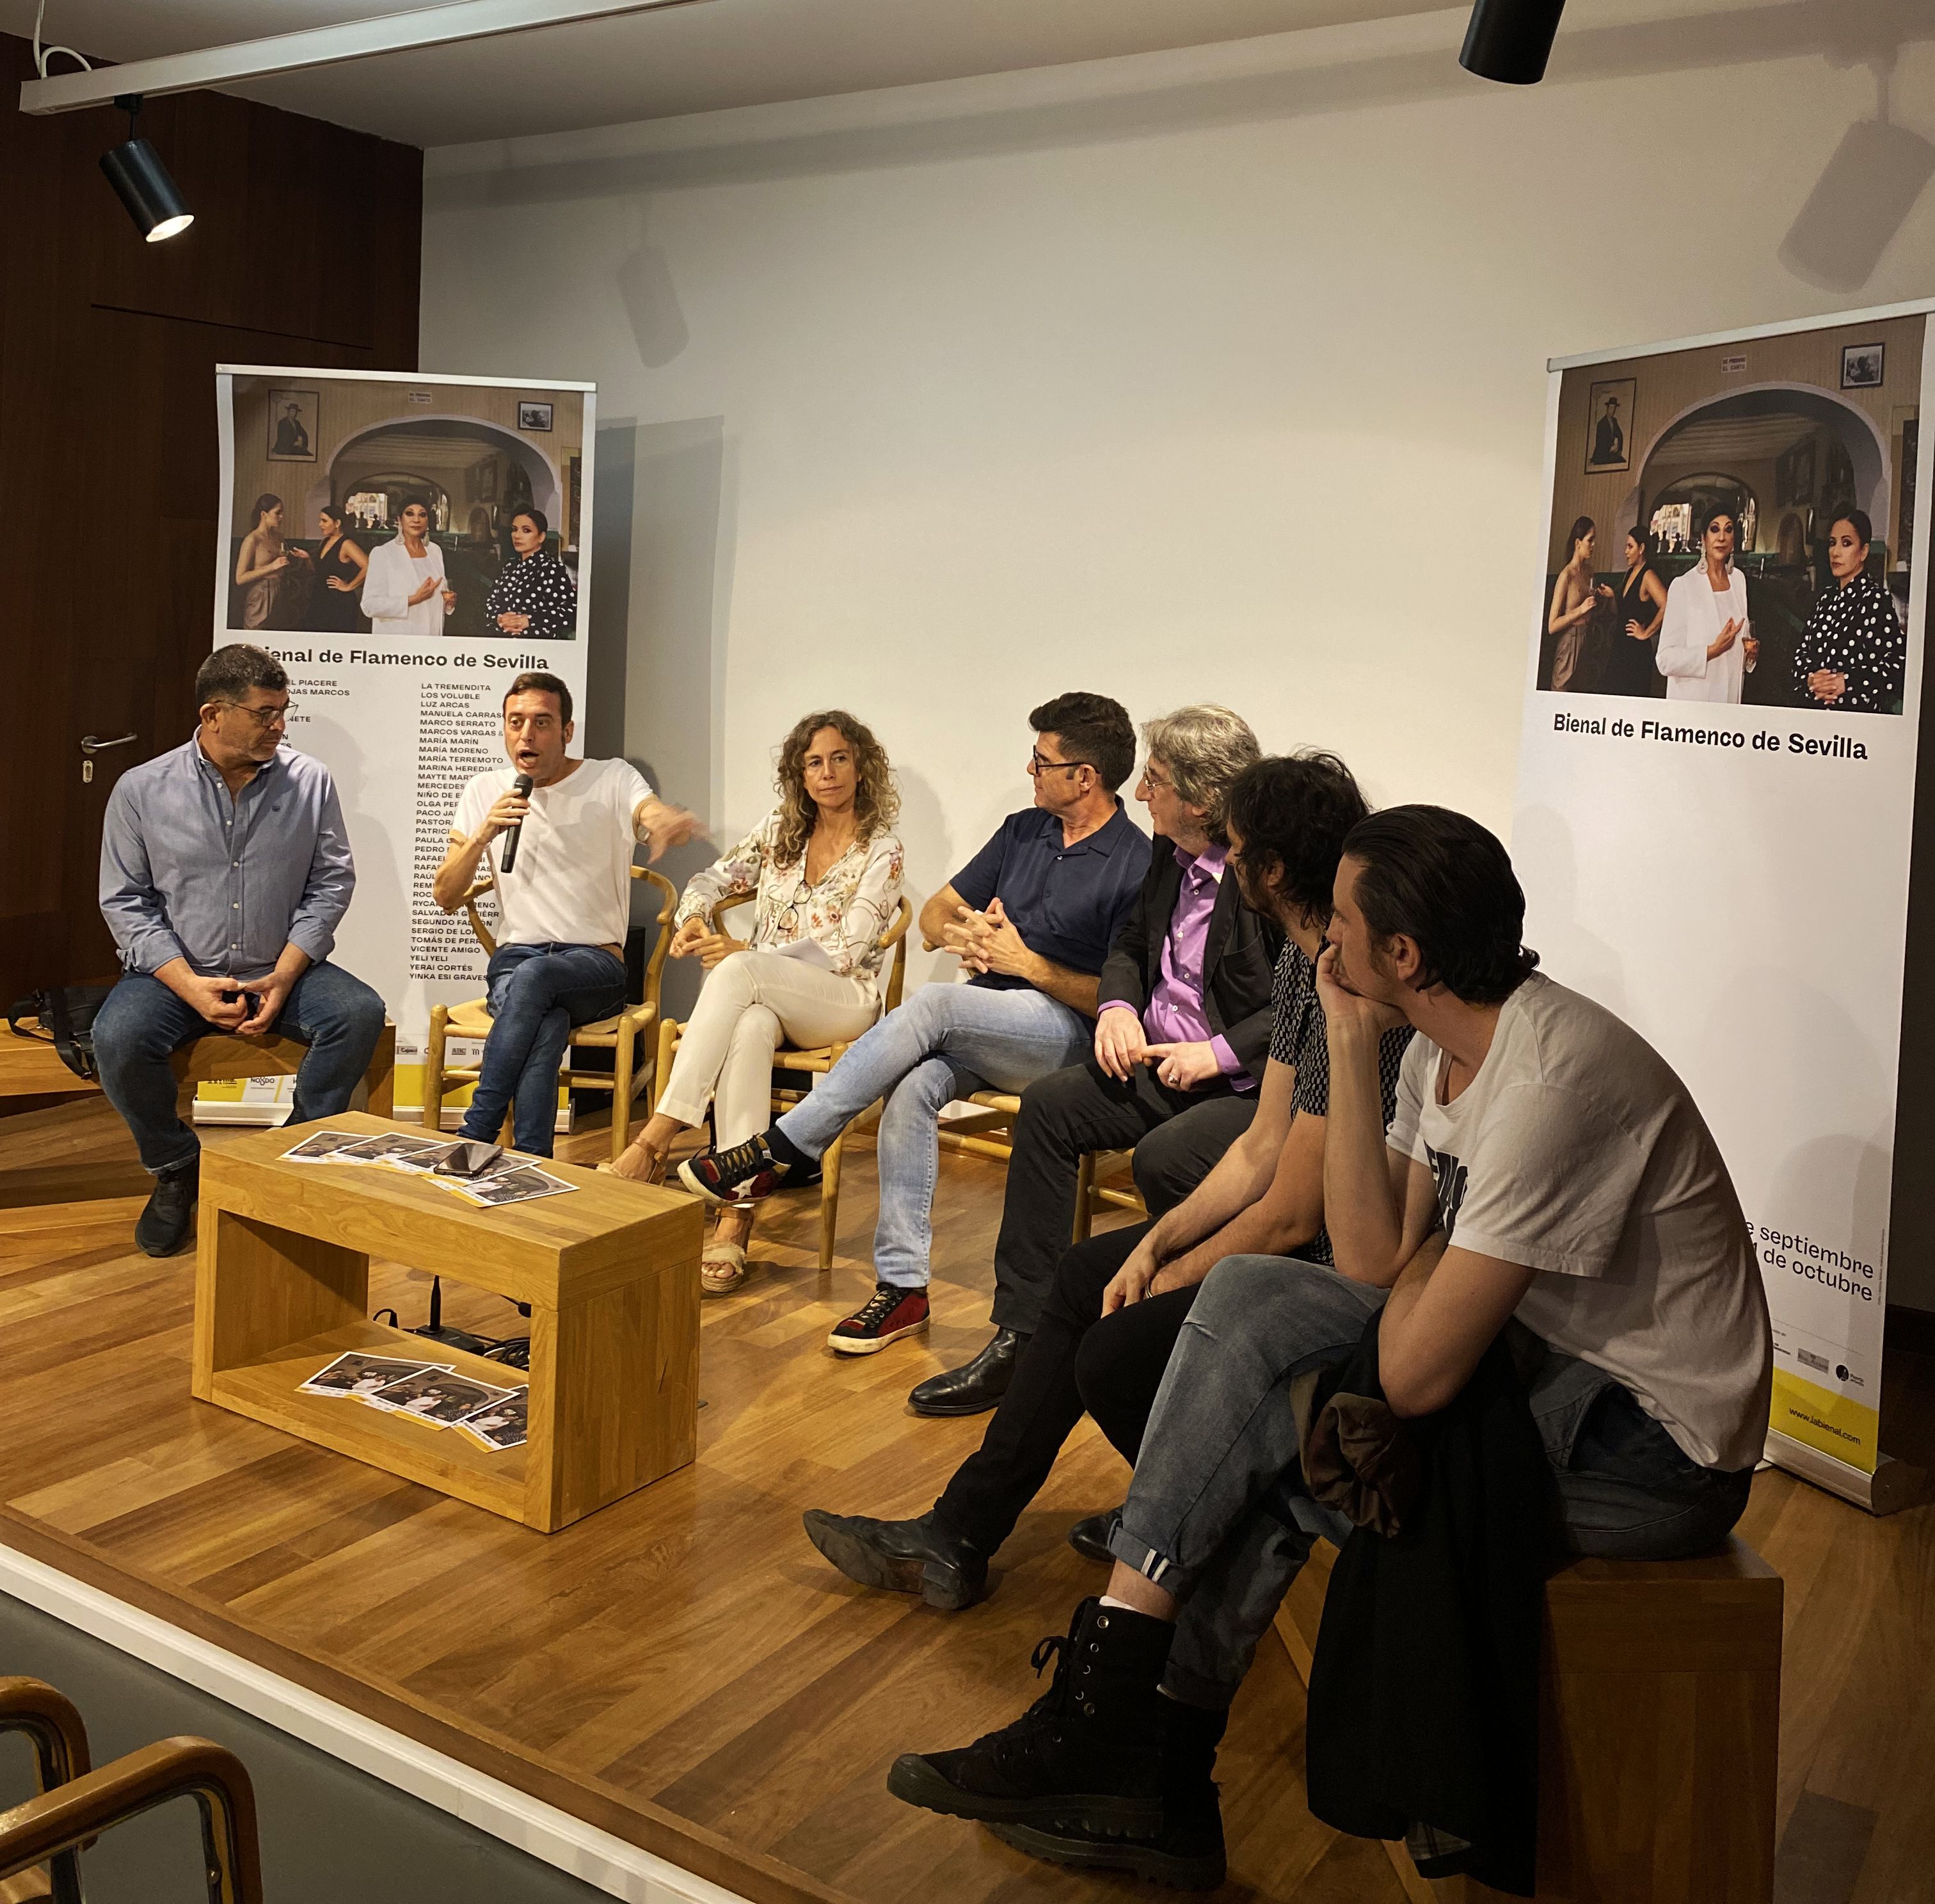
[795,751,1415,1613]
[678,692,1151,1354]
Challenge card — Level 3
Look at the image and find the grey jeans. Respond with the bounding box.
[775,980,1092,1290]
[1109,1254,1756,1709]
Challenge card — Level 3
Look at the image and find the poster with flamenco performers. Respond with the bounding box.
[1513,302,1934,1510]
[211,367,596,1130]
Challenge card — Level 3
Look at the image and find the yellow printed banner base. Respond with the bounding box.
[1770,1368,1878,1474]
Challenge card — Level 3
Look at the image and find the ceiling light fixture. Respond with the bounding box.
[100,94,195,243]
[1458,0,1568,85]
[19,0,706,118]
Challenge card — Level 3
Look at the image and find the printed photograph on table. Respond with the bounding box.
[217,370,590,641]
[363,1367,522,1425]
[1539,315,1921,712]
[459,1389,529,1450]
[299,1352,445,1399]
[330,1131,450,1167]
[281,1129,367,1163]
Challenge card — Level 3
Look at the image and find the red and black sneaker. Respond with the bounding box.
[829,1283,930,1355]
[678,1135,790,1206]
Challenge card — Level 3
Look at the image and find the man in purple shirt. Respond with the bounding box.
[909,707,1280,1418]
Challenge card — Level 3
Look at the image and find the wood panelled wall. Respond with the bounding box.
[0,35,422,1008]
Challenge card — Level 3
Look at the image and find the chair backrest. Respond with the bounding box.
[714,890,916,1009]
[462,865,679,1014]
[630,865,678,1015]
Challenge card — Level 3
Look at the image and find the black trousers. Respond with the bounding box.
[989,1057,1256,1335]
[936,1220,1201,1556]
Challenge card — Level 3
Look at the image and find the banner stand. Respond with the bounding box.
[1767,1433,1923,1517]
[1516,300,1935,1518]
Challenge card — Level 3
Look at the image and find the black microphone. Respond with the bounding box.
[500,772,535,874]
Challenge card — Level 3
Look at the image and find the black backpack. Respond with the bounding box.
[7,985,118,1083]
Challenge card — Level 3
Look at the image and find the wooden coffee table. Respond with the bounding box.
[191,1111,703,1532]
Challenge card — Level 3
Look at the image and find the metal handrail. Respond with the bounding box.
[0,1678,90,1904]
[0,1734,263,1904]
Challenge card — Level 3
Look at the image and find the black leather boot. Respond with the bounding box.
[986,1695,1228,1889]
[888,1597,1172,1838]
[1067,1507,1122,1564]
[802,1507,988,1611]
[907,1328,1027,1416]
[134,1156,199,1258]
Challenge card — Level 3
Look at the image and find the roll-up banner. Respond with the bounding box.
[1515,302,1933,1513]
[211,367,596,1130]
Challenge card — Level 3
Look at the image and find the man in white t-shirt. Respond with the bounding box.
[434,671,694,1155]
[881,806,1772,1886]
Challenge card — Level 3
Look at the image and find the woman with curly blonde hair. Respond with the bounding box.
[611,711,904,1292]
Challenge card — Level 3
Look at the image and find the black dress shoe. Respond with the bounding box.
[134,1157,199,1258]
[802,1507,988,1611]
[908,1328,1028,1417]
[1067,1507,1122,1565]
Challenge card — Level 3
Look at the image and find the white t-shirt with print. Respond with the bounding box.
[452,757,653,951]
[1386,972,1771,1471]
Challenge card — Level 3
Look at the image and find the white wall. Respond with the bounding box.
[419,5,1935,1008]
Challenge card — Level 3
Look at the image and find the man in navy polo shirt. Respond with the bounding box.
[680,693,1151,1354]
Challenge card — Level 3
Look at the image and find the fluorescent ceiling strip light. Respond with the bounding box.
[19,0,708,116]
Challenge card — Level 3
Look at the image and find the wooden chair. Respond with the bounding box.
[1273,1535,1782,1903]
[422,867,677,1162]
[1073,1145,1147,1242]
[654,892,914,1271]
[175,1023,396,1117]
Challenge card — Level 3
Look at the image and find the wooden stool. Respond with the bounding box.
[1273,1535,1782,1903]
[192,1110,702,1532]
[171,1025,396,1118]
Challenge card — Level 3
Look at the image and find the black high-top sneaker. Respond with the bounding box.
[887,1597,1172,1839]
[987,1695,1228,1889]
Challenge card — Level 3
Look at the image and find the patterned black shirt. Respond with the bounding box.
[484,548,579,639]
[1265,939,1415,1265]
[1794,572,1904,713]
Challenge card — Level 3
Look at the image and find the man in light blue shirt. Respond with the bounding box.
[95,644,385,1256]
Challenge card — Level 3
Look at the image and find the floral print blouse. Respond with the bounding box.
[675,808,905,996]
[1794,572,1906,713]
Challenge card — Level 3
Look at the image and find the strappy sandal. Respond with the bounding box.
[700,1240,749,1295]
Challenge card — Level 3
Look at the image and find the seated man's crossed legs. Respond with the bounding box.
[458,941,627,1156]
[799,1219,1198,1608]
[678,980,1092,1352]
[910,1056,1255,1418]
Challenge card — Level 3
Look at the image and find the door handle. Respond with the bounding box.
[79,733,138,784]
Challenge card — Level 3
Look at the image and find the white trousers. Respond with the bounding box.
[656,950,879,1146]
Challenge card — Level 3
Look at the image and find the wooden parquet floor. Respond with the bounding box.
[1,1092,1931,1904]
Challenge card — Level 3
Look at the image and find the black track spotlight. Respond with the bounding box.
[100,94,193,243]
[1459,0,1568,85]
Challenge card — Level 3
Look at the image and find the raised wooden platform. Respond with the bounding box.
[0,1094,1930,1904]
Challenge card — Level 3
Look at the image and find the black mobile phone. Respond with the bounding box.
[433,1140,503,1179]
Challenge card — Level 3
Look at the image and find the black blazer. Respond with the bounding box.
[1096,836,1281,1075]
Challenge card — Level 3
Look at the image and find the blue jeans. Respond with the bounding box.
[776,981,1091,1290]
[1108,1254,1756,1708]
[460,942,627,1157]
[93,963,386,1176]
